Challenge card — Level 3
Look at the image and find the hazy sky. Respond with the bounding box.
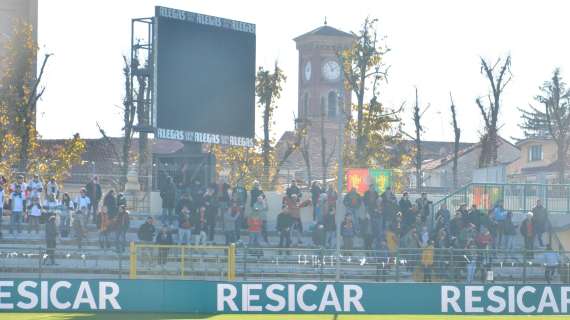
[36,0,570,143]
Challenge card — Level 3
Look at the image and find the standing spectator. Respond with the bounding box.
[314,193,328,224]
[415,192,431,223]
[27,197,42,234]
[203,187,218,244]
[492,201,507,248]
[467,204,484,230]
[381,187,398,228]
[223,205,239,245]
[276,210,292,254]
[466,244,478,284]
[59,193,74,238]
[75,188,91,227]
[520,212,535,259]
[449,210,464,239]
[421,240,435,282]
[323,207,336,249]
[343,188,362,217]
[175,193,192,218]
[115,205,130,253]
[310,181,322,221]
[341,215,355,252]
[503,211,517,256]
[359,213,374,250]
[250,181,264,209]
[190,179,205,208]
[193,207,207,245]
[363,184,379,217]
[159,176,176,225]
[284,194,311,246]
[98,205,111,250]
[232,182,247,239]
[248,206,262,247]
[156,226,173,265]
[85,176,102,224]
[398,192,413,220]
[44,215,57,266]
[216,178,231,228]
[137,217,156,266]
[103,190,118,220]
[28,174,44,201]
[116,192,127,208]
[178,206,192,245]
[44,194,59,219]
[286,180,302,199]
[252,194,269,244]
[45,177,59,200]
[10,175,27,195]
[435,203,451,234]
[532,199,548,247]
[544,245,560,284]
[325,184,337,210]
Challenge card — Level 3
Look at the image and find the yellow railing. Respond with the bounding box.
[129,241,235,281]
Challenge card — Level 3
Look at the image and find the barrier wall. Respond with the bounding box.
[0,279,569,315]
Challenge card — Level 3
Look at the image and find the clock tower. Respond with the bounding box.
[294,23,354,126]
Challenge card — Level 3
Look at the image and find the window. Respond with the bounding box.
[327,91,337,118]
[528,145,543,162]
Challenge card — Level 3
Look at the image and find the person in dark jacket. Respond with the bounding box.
[115,205,130,253]
[323,207,336,249]
[398,192,412,218]
[310,181,322,221]
[160,176,176,225]
[532,199,548,247]
[286,180,302,199]
[250,181,264,208]
[85,176,102,224]
[45,215,57,265]
[203,187,218,244]
[103,190,118,220]
[156,226,173,265]
[137,217,156,266]
[276,211,293,254]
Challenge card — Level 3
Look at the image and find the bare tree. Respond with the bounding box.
[449,93,461,190]
[476,55,512,168]
[320,104,336,184]
[97,56,136,191]
[406,88,430,192]
[520,68,570,183]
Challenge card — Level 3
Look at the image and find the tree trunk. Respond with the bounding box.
[262,96,271,188]
[136,73,149,192]
[557,142,568,184]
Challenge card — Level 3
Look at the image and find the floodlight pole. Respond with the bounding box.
[335,60,345,282]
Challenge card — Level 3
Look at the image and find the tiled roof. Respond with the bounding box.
[294,25,354,41]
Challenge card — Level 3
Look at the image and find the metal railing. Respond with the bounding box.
[0,246,128,279]
[3,243,569,284]
[128,242,236,281]
[432,183,570,214]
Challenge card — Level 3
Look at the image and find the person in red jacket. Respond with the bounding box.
[283,194,311,246]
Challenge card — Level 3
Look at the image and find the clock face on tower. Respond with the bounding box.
[322,60,340,81]
[304,61,312,81]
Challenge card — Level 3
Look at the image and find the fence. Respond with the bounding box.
[0,246,129,278]
[128,242,235,280]
[4,243,570,284]
[433,183,570,214]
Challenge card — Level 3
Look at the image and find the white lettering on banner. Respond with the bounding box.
[157,6,255,34]
[156,127,254,147]
[487,286,506,313]
[215,283,364,313]
[16,281,37,310]
[0,281,121,311]
[441,285,570,314]
[0,281,14,309]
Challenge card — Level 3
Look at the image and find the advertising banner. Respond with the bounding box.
[345,169,369,195]
[0,280,569,315]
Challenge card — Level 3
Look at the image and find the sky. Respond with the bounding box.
[36,0,570,143]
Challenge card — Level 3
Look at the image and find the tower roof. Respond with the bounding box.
[294,25,354,42]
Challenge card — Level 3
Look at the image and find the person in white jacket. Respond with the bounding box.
[10,185,26,234]
[75,188,91,227]
[28,174,44,201]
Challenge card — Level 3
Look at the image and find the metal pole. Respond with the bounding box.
[335,63,345,281]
